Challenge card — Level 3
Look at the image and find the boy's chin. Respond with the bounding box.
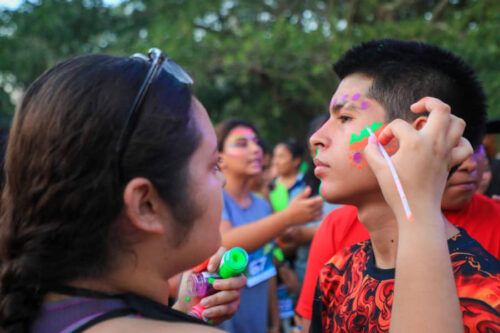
[320,187,351,204]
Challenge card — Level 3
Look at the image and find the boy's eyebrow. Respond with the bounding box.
[331,101,360,114]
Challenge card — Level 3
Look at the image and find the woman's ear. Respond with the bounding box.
[122,177,166,235]
[218,152,228,171]
[412,116,428,130]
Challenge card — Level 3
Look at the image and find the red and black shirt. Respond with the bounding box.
[311,229,499,332]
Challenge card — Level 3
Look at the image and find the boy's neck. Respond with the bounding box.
[357,201,399,268]
[358,200,460,269]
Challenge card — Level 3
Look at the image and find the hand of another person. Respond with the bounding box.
[364,97,472,222]
[278,265,300,295]
[279,226,301,244]
[174,247,247,325]
[285,187,323,226]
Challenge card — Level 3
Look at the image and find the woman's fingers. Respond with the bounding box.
[377,119,419,146]
[202,297,241,321]
[200,290,240,309]
[450,137,473,169]
[445,115,466,150]
[206,247,226,272]
[212,274,247,291]
[410,97,452,139]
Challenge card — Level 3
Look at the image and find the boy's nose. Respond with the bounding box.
[310,126,327,149]
[458,155,478,173]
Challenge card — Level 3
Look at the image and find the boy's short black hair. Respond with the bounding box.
[333,39,487,148]
[277,138,305,160]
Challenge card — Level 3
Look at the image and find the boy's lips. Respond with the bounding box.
[313,158,330,168]
[447,180,477,191]
[313,158,330,177]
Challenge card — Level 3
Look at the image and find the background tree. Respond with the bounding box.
[0,0,498,143]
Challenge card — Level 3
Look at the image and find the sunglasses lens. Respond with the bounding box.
[162,59,194,85]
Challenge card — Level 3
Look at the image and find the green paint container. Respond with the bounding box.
[218,247,249,279]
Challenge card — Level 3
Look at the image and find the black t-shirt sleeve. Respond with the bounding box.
[310,281,324,333]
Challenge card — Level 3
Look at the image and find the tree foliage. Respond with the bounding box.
[0,0,498,142]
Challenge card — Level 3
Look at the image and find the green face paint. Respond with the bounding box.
[350,122,383,145]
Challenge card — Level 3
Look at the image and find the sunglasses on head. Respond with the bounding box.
[116,48,194,180]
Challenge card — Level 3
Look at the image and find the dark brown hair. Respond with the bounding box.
[334,39,486,148]
[0,54,201,331]
[215,118,260,152]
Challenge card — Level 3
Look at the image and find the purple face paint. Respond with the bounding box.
[342,94,349,102]
[360,101,370,110]
[351,93,361,101]
[352,151,363,164]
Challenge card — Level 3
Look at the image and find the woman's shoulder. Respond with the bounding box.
[86,317,225,333]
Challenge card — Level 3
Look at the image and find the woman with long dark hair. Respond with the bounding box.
[0,48,245,332]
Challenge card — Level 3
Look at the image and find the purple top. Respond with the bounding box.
[30,286,206,332]
[32,296,132,333]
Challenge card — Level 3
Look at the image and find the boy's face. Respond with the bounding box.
[310,74,386,204]
[442,146,483,210]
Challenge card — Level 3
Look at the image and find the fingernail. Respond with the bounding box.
[200,298,209,307]
[368,133,378,144]
[203,309,214,318]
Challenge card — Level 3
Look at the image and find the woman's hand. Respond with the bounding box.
[364,97,472,223]
[174,247,247,325]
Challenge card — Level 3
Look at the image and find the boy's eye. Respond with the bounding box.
[338,115,352,123]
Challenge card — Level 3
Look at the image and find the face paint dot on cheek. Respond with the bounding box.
[342,94,349,102]
[360,101,370,110]
[352,151,363,164]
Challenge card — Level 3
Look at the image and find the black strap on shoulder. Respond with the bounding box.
[48,285,207,327]
[72,308,135,333]
[48,285,120,299]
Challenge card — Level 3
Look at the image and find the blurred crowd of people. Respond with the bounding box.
[0,39,498,333]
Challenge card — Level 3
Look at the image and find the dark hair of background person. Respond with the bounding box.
[305,113,329,196]
[0,126,9,188]
[277,138,305,161]
[333,39,487,148]
[215,118,260,152]
[0,54,202,331]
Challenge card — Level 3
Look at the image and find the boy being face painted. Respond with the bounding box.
[311,73,387,203]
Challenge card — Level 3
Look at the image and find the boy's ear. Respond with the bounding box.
[412,116,428,130]
[122,177,166,235]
